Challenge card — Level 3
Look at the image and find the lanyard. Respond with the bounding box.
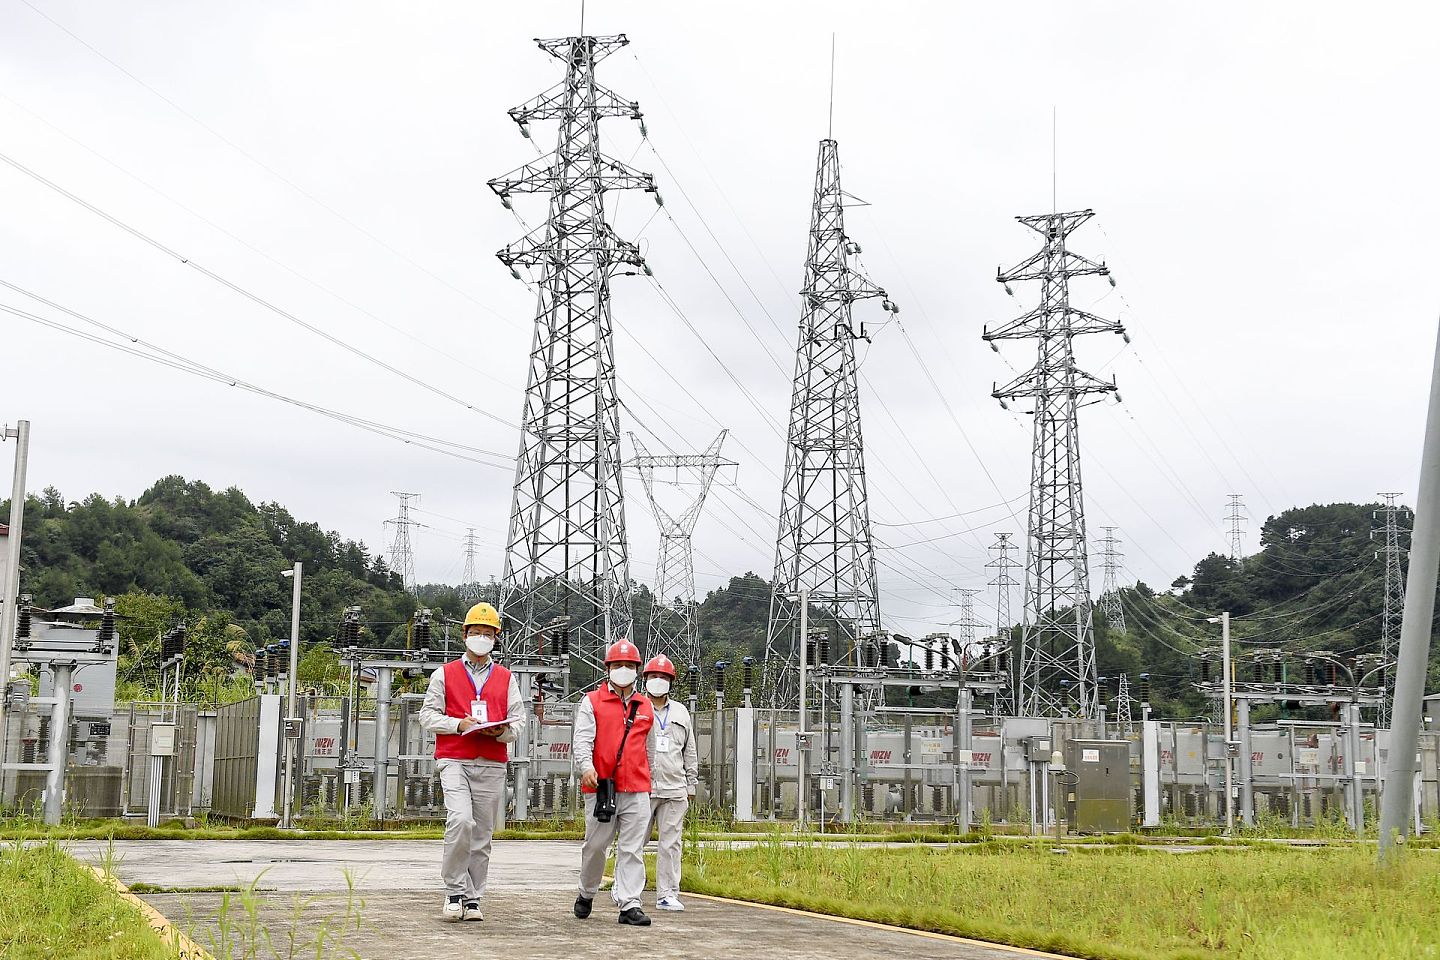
[463,661,492,701]
[658,704,671,732]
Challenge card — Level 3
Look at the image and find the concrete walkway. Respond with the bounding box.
[70,839,1068,960]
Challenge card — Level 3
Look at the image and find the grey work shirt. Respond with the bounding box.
[417,656,523,766]
[644,698,699,800]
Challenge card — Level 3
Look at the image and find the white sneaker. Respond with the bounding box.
[443,896,464,922]
[656,896,685,912]
[463,900,483,921]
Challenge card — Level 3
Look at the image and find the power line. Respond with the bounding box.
[0,293,511,468]
[0,149,517,431]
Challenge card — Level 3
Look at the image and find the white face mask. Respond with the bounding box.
[465,634,495,658]
[645,677,671,698]
[609,666,637,689]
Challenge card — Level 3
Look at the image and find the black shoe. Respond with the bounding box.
[618,906,651,926]
[574,895,593,919]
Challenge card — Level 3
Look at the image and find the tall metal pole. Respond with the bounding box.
[1222,612,1233,833]
[0,420,31,745]
[1209,611,1234,833]
[43,661,73,825]
[796,589,808,829]
[1379,320,1440,857]
[281,562,302,828]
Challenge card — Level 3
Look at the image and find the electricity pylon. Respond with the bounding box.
[955,588,982,656]
[488,34,659,672]
[384,492,420,595]
[1097,525,1127,634]
[628,431,733,668]
[1374,492,1409,727]
[1226,494,1246,568]
[459,529,482,603]
[1115,674,1134,730]
[765,138,899,707]
[987,532,1019,716]
[983,209,1125,719]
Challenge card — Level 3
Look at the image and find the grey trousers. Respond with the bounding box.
[437,759,505,898]
[578,791,650,911]
[649,795,688,899]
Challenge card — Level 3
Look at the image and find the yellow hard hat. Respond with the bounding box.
[463,602,502,632]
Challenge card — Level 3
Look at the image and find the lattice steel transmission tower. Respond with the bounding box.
[1225,494,1246,568]
[986,532,1019,716]
[983,209,1125,719]
[488,34,659,670]
[1115,674,1134,729]
[1373,492,1409,727]
[628,431,733,667]
[955,588,982,657]
[384,492,420,595]
[459,529,482,603]
[1097,526,1127,634]
[765,138,898,707]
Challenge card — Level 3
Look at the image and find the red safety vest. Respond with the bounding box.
[583,684,654,794]
[433,658,511,763]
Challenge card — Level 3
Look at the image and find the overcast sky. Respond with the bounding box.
[3,1,1438,634]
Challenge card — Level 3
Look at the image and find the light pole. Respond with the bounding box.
[280,562,302,828]
[0,420,30,746]
[1207,612,1234,833]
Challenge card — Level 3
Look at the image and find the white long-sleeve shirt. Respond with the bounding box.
[417,656,523,765]
[571,682,646,778]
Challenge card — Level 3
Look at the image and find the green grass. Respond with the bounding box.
[682,836,1440,960]
[0,840,180,960]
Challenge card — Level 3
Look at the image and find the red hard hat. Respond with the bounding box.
[643,654,677,679]
[604,640,642,665]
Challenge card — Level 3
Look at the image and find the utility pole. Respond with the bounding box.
[1225,494,1246,568]
[983,210,1125,719]
[1379,322,1440,859]
[383,492,420,595]
[765,137,898,707]
[489,33,656,673]
[628,432,733,667]
[1097,526,1126,634]
[0,420,29,746]
[459,528,482,603]
[1372,492,1408,728]
[280,562,302,829]
[1207,611,1234,833]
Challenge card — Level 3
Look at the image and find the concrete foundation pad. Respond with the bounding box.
[71,839,1069,960]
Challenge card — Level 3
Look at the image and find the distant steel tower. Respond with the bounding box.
[459,528,482,603]
[1373,492,1409,727]
[628,431,733,668]
[384,491,420,595]
[1225,494,1247,568]
[488,34,659,669]
[986,532,1019,716]
[983,209,1125,719]
[765,138,899,706]
[1115,674,1134,730]
[955,588,983,657]
[1097,525,1127,634]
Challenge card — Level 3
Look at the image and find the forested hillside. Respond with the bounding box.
[5,480,1433,710]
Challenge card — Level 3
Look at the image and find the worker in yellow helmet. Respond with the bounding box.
[417,601,522,922]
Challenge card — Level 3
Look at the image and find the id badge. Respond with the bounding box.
[473,700,488,724]
[657,734,672,753]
